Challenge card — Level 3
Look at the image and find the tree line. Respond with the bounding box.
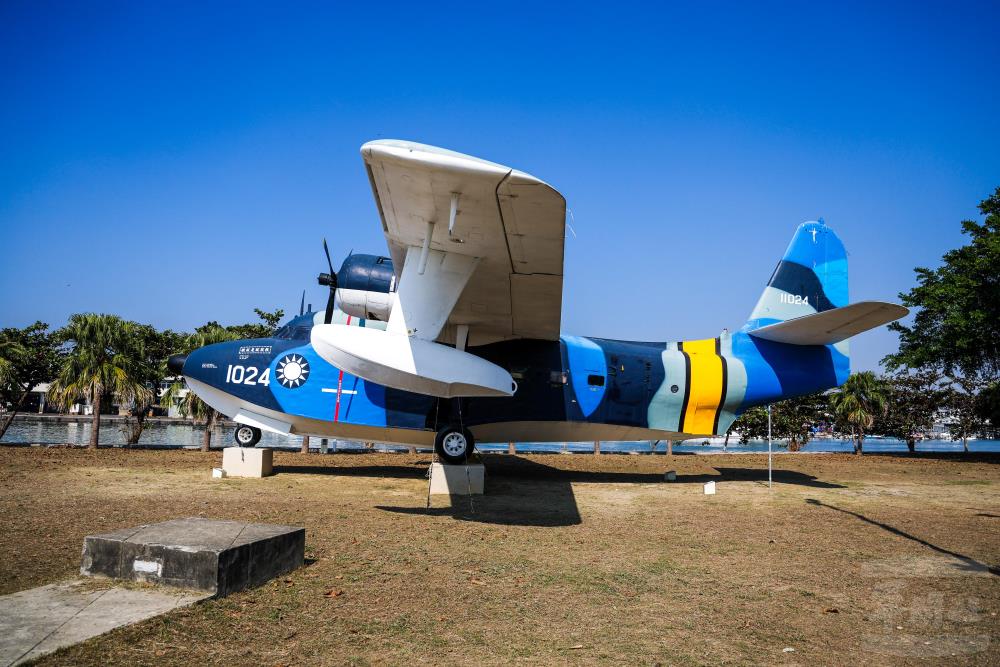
[0,309,284,450]
[729,368,997,454]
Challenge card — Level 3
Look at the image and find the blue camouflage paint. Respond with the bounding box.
[337,254,394,293]
[180,221,877,442]
[562,335,607,418]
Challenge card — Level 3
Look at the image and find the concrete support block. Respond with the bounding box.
[81,518,304,597]
[222,447,273,478]
[429,462,484,495]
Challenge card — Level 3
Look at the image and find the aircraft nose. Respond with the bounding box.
[167,354,187,375]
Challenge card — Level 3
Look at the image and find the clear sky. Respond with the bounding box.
[1,1,997,372]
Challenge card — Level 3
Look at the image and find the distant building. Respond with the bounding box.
[158,378,190,418]
[12,379,192,419]
[18,383,58,414]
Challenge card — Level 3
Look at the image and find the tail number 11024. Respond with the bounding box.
[226,365,270,386]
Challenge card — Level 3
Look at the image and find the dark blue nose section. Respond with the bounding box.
[167,354,187,375]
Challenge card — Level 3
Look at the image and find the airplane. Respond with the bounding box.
[167,140,908,464]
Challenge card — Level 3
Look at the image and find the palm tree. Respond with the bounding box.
[48,314,152,449]
[161,326,236,451]
[830,371,889,455]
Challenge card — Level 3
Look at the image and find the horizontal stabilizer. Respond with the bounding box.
[748,301,908,346]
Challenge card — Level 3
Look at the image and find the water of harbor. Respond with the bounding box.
[2,418,998,454]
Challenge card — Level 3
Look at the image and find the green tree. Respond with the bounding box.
[829,371,889,455]
[48,314,153,449]
[944,375,987,452]
[885,187,1000,384]
[975,382,1000,439]
[732,406,768,443]
[120,326,186,445]
[0,322,64,440]
[872,370,948,453]
[732,393,828,450]
[161,326,237,451]
[199,308,285,340]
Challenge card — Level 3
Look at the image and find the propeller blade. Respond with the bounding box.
[324,292,335,325]
[320,238,338,325]
[323,238,335,275]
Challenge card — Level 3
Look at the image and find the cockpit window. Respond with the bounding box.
[272,323,312,340]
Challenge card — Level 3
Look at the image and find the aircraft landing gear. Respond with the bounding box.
[434,424,474,465]
[234,424,262,447]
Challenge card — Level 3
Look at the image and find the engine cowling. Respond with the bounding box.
[336,254,396,321]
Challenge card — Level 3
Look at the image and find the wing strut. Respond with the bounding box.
[448,193,459,236]
[311,245,514,398]
[417,221,434,275]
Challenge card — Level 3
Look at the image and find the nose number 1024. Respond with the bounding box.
[225,365,271,386]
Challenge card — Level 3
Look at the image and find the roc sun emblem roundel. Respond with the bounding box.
[276,354,310,388]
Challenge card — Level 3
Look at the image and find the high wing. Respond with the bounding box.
[361,140,566,347]
[310,141,566,398]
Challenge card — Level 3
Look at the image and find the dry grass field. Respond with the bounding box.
[1,446,998,665]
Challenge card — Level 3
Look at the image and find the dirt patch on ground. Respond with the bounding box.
[1,447,998,665]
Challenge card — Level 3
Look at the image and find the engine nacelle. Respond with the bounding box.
[337,288,395,321]
[336,253,396,321]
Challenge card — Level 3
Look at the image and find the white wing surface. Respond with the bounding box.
[361,140,566,346]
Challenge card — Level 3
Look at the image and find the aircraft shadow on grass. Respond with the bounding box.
[275,455,844,527]
[805,498,999,577]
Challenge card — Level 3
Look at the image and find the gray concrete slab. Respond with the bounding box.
[81,517,305,596]
[0,580,207,666]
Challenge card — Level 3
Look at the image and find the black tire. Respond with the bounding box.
[434,424,474,465]
[234,425,261,447]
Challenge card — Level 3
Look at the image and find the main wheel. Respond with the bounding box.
[434,424,474,465]
[234,425,261,447]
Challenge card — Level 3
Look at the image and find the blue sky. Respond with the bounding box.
[1,1,997,372]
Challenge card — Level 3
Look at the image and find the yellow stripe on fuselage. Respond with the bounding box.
[680,338,725,435]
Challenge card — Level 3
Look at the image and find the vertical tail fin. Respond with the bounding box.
[744,220,848,331]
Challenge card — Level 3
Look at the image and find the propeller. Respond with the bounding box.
[318,238,338,324]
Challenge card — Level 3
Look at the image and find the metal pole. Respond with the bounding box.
[767,404,772,489]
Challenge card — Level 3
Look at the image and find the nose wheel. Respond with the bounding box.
[434,424,474,465]
[234,424,262,447]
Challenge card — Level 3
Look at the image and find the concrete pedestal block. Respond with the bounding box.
[81,518,304,597]
[429,462,485,495]
[222,446,273,478]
